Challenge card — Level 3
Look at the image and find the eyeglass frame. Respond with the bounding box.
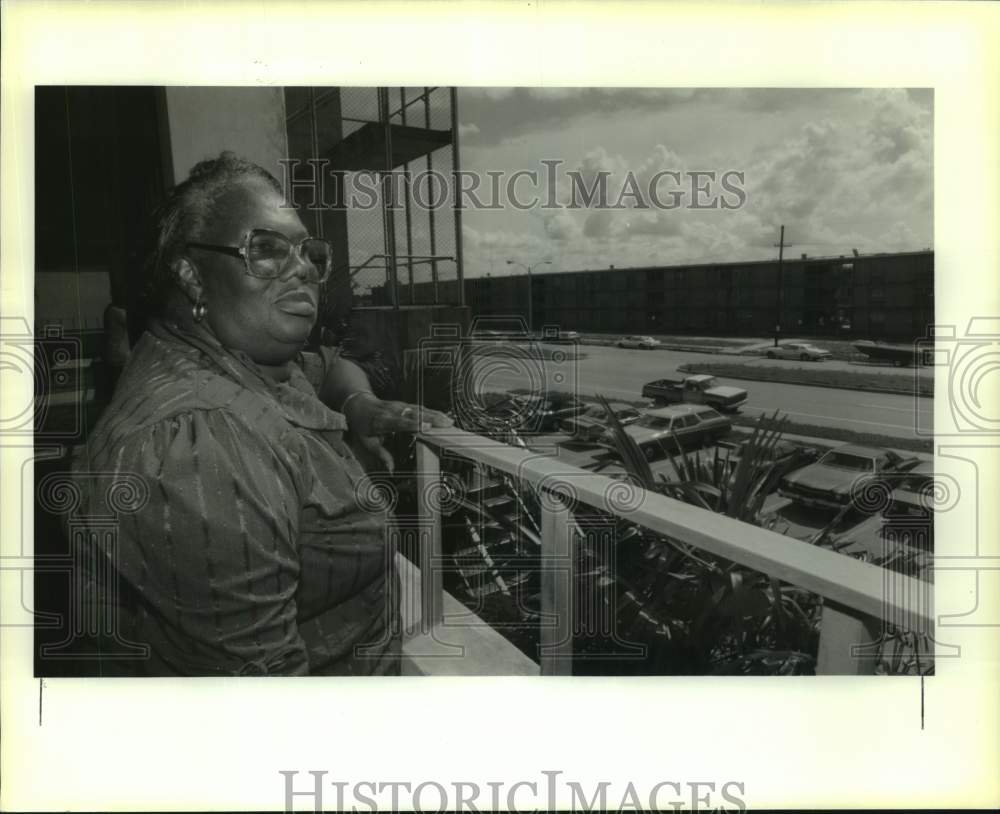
[186,228,334,283]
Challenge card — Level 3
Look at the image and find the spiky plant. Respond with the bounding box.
[586,395,821,673]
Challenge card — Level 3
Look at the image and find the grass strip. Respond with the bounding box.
[731,415,932,454]
[680,361,933,398]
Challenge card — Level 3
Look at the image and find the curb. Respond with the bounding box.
[727,424,932,461]
[575,338,880,362]
[678,364,933,399]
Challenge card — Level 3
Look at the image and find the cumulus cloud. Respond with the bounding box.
[583,210,618,239]
[462,224,554,276]
[459,87,711,146]
[459,87,931,273]
[542,210,582,242]
[458,122,480,139]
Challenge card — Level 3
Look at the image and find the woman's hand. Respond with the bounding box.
[341,393,453,472]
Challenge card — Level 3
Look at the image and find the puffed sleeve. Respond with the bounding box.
[298,345,343,396]
[84,408,312,675]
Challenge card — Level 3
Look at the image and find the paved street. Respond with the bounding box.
[470,343,932,440]
[563,339,935,377]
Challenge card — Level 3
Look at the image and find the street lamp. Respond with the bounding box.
[506,258,552,334]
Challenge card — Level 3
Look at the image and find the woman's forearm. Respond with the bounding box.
[317,349,453,437]
[316,354,381,435]
[319,354,376,411]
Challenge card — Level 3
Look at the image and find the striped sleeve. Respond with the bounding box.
[299,345,342,395]
[106,409,311,675]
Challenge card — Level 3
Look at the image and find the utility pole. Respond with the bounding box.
[773,225,791,347]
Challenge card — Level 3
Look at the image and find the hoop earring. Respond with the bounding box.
[192,300,208,323]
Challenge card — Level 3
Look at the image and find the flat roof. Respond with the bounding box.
[468,249,934,283]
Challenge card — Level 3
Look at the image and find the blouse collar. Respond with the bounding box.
[147,318,347,433]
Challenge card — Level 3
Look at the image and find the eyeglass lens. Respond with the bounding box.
[247,232,331,280]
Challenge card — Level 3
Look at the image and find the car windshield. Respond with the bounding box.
[694,408,721,420]
[637,415,672,429]
[821,452,875,471]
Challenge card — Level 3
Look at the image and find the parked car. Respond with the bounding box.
[622,404,733,459]
[471,328,534,341]
[852,340,927,367]
[549,330,581,341]
[765,342,832,362]
[816,487,933,567]
[893,460,934,497]
[642,374,748,412]
[559,402,641,442]
[617,335,661,350]
[506,389,589,433]
[539,330,581,344]
[716,437,820,483]
[469,316,533,341]
[778,443,909,510]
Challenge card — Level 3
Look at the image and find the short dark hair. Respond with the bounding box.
[141,151,282,312]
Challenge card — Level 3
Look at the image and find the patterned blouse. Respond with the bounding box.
[71,318,400,676]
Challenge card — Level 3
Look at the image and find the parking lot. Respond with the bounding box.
[476,377,934,575]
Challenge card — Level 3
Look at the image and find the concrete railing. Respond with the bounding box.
[409,427,934,676]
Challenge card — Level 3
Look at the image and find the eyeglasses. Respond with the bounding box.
[186,228,333,283]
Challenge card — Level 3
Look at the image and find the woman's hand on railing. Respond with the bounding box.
[342,393,453,472]
[367,399,454,435]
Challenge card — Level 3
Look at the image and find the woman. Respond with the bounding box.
[72,152,450,676]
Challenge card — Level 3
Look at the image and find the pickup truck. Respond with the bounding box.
[641,374,748,412]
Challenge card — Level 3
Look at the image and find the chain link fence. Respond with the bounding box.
[333,87,461,309]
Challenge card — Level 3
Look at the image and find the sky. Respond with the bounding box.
[455,88,933,279]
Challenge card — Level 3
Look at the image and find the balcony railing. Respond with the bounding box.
[404,427,934,676]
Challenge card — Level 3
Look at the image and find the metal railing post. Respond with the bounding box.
[539,498,574,676]
[379,86,399,309]
[450,86,465,306]
[424,88,440,304]
[817,601,881,675]
[416,440,444,630]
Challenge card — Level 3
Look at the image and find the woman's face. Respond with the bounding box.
[186,180,320,365]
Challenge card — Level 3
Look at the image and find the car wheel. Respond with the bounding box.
[767,351,776,359]
[800,353,810,361]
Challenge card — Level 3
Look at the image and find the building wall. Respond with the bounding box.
[35,271,112,331]
[164,87,288,183]
[459,251,934,341]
